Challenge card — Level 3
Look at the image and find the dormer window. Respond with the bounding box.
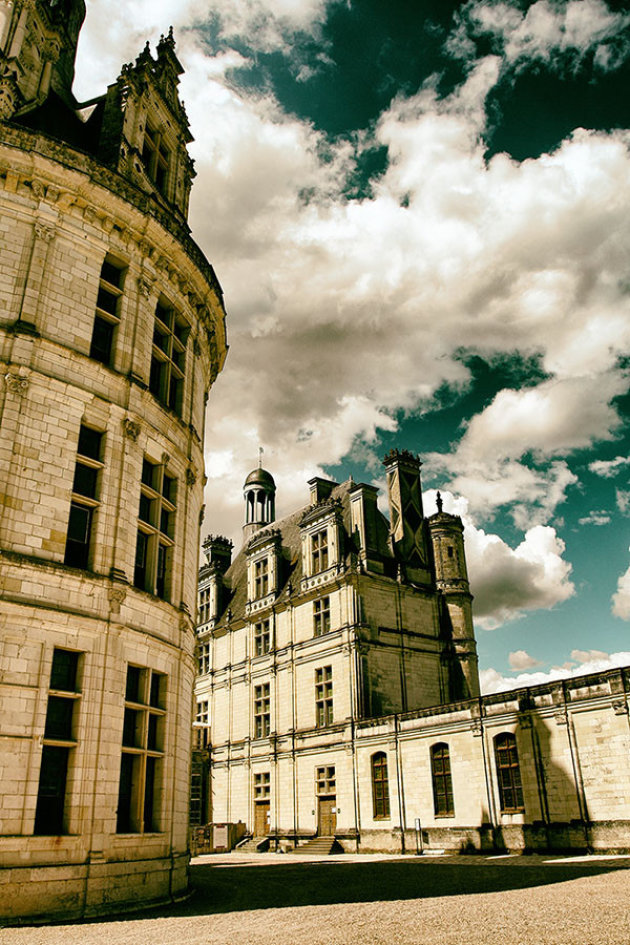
[254,558,269,598]
[311,529,329,572]
[142,122,170,196]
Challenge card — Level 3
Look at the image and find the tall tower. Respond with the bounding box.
[0,10,227,923]
[383,449,432,584]
[243,465,276,543]
[428,494,480,698]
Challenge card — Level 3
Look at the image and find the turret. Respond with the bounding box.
[428,492,479,698]
[243,465,276,544]
[199,535,233,628]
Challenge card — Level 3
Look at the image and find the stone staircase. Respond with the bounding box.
[235,836,270,853]
[289,837,342,855]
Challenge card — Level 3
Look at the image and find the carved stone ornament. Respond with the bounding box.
[122,417,141,441]
[193,338,201,357]
[612,699,629,716]
[186,466,197,487]
[4,371,29,395]
[199,505,205,526]
[31,179,45,199]
[34,220,55,242]
[471,719,483,737]
[108,587,127,605]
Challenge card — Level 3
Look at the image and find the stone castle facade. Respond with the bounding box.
[0,1,227,921]
[193,461,630,856]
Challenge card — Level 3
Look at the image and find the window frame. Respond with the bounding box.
[311,528,329,573]
[371,751,391,820]
[254,618,271,656]
[64,424,104,570]
[494,732,525,814]
[430,742,455,817]
[315,665,333,728]
[134,457,177,601]
[117,664,167,834]
[149,297,189,417]
[313,596,331,637]
[254,682,271,739]
[89,254,126,367]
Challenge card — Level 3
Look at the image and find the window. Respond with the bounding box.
[254,683,270,738]
[254,558,269,599]
[431,743,454,816]
[314,596,331,636]
[254,619,271,656]
[134,457,176,600]
[197,641,210,676]
[90,255,126,366]
[371,752,390,819]
[494,733,524,813]
[149,298,189,416]
[254,772,270,800]
[117,665,166,833]
[316,766,335,796]
[198,587,211,625]
[64,425,104,569]
[142,123,170,195]
[447,545,454,559]
[315,666,333,728]
[311,529,329,572]
[193,699,209,750]
[34,649,81,835]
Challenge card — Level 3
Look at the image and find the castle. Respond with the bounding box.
[0,0,226,921]
[193,462,630,856]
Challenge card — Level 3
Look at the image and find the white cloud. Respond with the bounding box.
[480,648,630,694]
[578,510,611,526]
[458,0,630,74]
[612,563,630,620]
[509,649,542,670]
[617,489,630,515]
[71,4,630,548]
[424,491,575,630]
[589,456,630,478]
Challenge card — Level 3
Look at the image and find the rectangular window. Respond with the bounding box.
[142,124,170,195]
[253,558,269,599]
[316,766,335,795]
[193,699,210,750]
[198,587,211,625]
[134,457,176,600]
[311,530,329,572]
[495,733,525,813]
[34,648,81,835]
[90,255,126,366]
[315,666,333,728]
[254,619,271,656]
[254,772,271,800]
[197,641,210,676]
[431,743,455,816]
[254,683,270,739]
[117,665,166,834]
[314,597,331,637]
[371,752,391,819]
[149,298,189,417]
[64,425,104,569]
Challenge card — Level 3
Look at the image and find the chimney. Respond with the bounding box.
[382,449,430,583]
[308,477,337,505]
[349,482,383,573]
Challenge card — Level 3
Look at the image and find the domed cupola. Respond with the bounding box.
[243,462,276,543]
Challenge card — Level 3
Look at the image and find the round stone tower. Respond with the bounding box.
[428,494,480,699]
[243,465,276,543]
[0,10,227,923]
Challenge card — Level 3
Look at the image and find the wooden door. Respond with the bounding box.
[254,801,270,836]
[317,796,337,836]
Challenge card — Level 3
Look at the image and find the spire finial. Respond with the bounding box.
[436,491,443,514]
[258,446,264,468]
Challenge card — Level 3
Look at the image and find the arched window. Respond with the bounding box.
[494,733,524,813]
[371,752,390,819]
[430,742,454,816]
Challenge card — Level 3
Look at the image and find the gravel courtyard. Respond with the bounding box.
[3,852,630,945]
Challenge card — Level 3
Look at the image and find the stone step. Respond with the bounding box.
[288,837,342,855]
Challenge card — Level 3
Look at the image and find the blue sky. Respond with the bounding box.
[75,0,630,691]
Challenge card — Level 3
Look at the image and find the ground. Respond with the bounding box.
[4,852,630,944]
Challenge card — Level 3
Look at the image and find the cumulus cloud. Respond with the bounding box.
[612,562,630,620]
[578,510,611,526]
[509,649,542,670]
[424,491,575,630]
[451,0,630,75]
[617,490,630,516]
[72,3,630,559]
[480,648,630,694]
[589,456,630,478]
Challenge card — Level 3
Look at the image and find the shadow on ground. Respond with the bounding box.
[149,856,628,918]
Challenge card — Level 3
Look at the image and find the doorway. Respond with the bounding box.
[317,796,337,836]
[254,801,270,836]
